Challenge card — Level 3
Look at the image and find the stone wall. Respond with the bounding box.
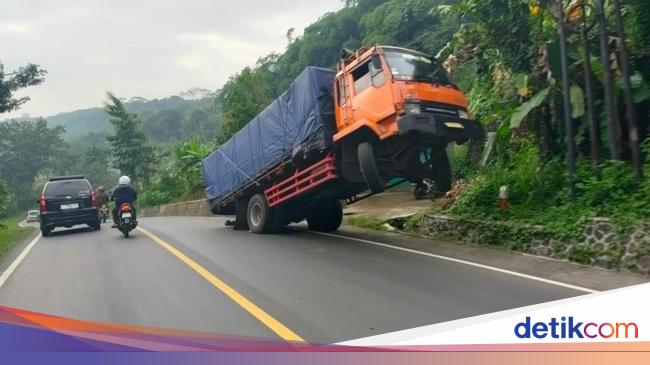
[418,214,650,276]
[141,200,211,218]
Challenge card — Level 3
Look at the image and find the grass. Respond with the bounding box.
[347,215,386,231]
[0,214,36,258]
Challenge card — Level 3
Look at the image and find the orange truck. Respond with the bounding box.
[202,45,482,234]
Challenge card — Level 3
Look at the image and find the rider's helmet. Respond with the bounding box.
[118,176,131,185]
[97,186,104,192]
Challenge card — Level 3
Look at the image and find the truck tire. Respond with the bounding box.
[358,142,385,194]
[234,198,249,230]
[432,150,452,193]
[307,199,343,232]
[270,205,288,233]
[323,199,343,231]
[247,194,275,234]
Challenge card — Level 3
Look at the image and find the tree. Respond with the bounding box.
[0,178,8,220]
[142,109,184,141]
[361,0,458,55]
[0,119,67,209]
[104,92,155,186]
[216,67,274,143]
[173,138,213,195]
[0,62,47,113]
[182,107,220,139]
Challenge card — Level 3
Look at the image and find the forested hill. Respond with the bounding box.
[6,88,219,142]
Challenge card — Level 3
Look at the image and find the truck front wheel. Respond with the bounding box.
[358,142,385,194]
[247,194,275,234]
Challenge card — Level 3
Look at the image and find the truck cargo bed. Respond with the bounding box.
[202,67,336,211]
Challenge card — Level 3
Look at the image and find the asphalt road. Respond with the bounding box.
[0,216,585,344]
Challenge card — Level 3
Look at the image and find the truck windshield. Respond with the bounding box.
[384,50,450,85]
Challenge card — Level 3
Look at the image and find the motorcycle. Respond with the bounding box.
[99,204,109,223]
[115,203,136,238]
[413,178,438,200]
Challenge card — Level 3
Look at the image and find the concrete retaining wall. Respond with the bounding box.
[141,200,211,218]
[418,215,650,276]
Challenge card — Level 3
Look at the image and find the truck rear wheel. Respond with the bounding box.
[269,205,288,233]
[307,199,343,232]
[358,142,385,194]
[247,194,275,234]
[234,198,249,230]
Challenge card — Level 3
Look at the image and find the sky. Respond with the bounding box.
[0,0,343,119]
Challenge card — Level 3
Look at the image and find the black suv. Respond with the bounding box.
[38,176,101,236]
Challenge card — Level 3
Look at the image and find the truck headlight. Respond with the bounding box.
[458,110,469,119]
[405,103,421,115]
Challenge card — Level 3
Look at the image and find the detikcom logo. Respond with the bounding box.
[514,316,639,339]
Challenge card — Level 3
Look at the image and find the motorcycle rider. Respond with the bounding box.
[95,186,109,207]
[110,176,138,227]
[95,186,109,222]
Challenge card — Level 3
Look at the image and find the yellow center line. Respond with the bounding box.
[137,227,306,344]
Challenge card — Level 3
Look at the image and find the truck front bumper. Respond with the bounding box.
[397,113,483,140]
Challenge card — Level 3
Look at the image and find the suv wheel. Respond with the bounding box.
[41,227,51,237]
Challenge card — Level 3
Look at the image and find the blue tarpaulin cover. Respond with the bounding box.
[202,66,336,204]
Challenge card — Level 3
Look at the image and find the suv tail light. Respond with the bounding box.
[91,191,97,208]
[39,194,47,214]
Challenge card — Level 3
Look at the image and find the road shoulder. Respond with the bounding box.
[0,227,39,280]
[320,225,649,292]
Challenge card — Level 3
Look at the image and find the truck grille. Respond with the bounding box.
[419,102,460,116]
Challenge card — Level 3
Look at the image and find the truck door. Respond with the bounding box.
[349,55,395,136]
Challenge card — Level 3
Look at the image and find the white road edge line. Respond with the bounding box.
[0,233,42,288]
[311,231,598,294]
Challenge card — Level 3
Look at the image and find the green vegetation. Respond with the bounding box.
[347,216,386,231]
[0,61,46,114]
[7,91,219,142]
[0,119,68,210]
[104,92,156,187]
[0,179,8,223]
[434,0,650,244]
[0,214,35,258]
[139,139,213,207]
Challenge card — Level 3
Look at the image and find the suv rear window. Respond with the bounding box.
[44,180,92,198]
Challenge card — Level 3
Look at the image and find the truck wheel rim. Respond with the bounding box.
[250,202,262,226]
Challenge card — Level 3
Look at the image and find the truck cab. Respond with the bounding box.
[334,46,482,194]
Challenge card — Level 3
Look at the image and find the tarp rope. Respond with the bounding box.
[217,149,257,184]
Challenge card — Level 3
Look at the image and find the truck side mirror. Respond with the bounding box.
[371,55,382,71]
[370,55,386,87]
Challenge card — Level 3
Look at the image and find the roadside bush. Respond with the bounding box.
[139,139,210,208]
[139,175,184,208]
[450,138,563,219]
[447,138,650,244]
[450,144,471,180]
